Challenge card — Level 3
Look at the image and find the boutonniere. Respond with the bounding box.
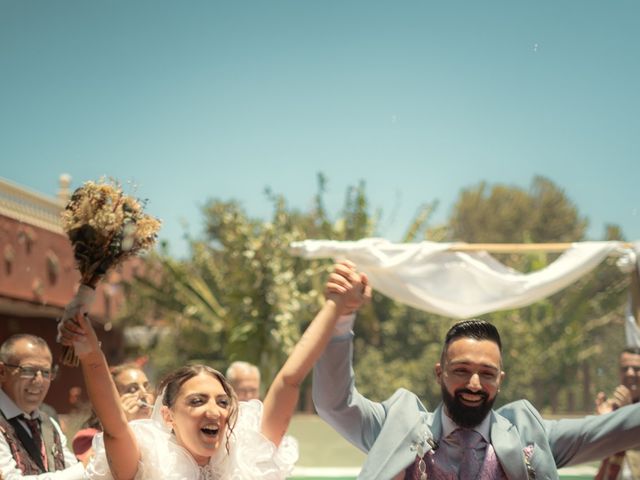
[410,418,437,457]
[523,444,536,479]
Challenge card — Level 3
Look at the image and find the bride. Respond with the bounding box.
[58,261,369,479]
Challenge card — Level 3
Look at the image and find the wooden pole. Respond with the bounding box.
[447,242,634,254]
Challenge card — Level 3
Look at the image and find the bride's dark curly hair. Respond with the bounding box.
[157,364,239,453]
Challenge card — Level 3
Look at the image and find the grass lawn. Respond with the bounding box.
[288,414,366,468]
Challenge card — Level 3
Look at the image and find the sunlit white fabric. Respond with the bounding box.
[291,238,628,319]
[624,241,640,348]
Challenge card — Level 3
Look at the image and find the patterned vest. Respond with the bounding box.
[404,443,508,480]
[0,410,66,474]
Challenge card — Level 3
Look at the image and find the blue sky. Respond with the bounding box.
[1,0,638,257]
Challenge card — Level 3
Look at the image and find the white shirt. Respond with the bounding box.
[0,389,84,480]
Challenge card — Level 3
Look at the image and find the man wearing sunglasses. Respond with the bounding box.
[0,334,84,478]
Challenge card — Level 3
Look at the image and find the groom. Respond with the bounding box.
[314,261,640,479]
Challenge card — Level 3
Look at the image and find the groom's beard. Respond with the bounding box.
[441,385,496,428]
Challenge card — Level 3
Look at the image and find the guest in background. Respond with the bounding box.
[0,334,84,478]
[595,347,640,480]
[225,361,260,401]
[73,362,154,461]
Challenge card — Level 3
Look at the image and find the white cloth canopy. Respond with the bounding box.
[623,241,640,348]
[290,238,634,319]
[625,302,640,349]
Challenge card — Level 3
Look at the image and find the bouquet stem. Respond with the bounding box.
[59,284,96,367]
[61,345,81,368]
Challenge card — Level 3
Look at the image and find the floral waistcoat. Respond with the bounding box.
[0,410,65,474]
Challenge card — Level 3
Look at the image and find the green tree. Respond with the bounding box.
[117,176,411,394]
[448,176,587,244]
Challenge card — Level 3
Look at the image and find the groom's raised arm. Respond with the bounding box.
[312,262,386,453]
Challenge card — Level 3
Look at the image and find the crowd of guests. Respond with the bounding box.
[0,261,639,479]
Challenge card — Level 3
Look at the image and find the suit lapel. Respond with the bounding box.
[430,404,443,443]
[362,408,439,479]
[490,411,528,480]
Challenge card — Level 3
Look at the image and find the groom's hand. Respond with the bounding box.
[325,260,372,316]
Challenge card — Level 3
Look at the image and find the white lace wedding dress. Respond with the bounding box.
[86,400,299,480]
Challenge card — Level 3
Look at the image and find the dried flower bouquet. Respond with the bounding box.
[59,179,161,366]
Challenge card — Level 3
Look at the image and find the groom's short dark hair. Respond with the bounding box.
[441,319,502,363]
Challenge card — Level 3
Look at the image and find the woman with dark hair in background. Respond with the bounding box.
[72,362,154,463]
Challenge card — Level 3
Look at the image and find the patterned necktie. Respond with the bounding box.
[454,428,483,480]
[23,416,48,471]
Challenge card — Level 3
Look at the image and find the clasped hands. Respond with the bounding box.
[325,260,372,315]
[595,385,633,414]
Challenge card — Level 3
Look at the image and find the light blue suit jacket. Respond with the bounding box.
[312,334,640,480]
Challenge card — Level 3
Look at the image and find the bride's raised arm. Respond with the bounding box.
[260,260,370,445]
[58,313,141,479]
